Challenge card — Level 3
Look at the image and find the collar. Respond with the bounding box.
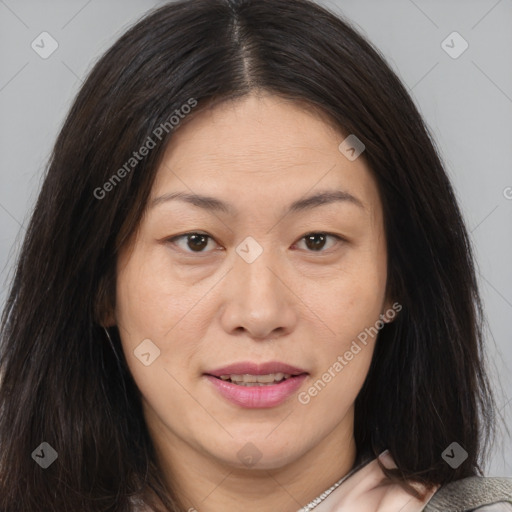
[308,450,439,512]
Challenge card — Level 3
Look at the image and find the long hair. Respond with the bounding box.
[0,0,497,510]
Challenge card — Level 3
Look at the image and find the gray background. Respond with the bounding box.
[0,0,511,476]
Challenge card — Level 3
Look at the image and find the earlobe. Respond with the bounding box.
[94,275,117,327]
[381,297,398,323]
[101,310,117,328]
[94,300,117,328]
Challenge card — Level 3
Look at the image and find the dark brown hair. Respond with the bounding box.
[0,0,498,510]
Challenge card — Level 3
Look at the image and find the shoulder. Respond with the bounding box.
[475,505,512,512]
[423,477,512,512]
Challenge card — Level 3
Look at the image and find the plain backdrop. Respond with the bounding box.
[0,0,511,477]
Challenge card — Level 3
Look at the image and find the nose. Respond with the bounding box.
[219,242,298,341]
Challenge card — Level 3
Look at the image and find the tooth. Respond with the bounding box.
[222,373,295,385]
[256,374,276,383]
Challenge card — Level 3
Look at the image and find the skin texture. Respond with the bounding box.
[113,91,393,512]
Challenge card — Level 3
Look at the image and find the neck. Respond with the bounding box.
[150,418,357,512]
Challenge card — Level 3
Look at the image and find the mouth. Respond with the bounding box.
[203,362,309,408]
[204,361,308,383]
[213,372,298,386]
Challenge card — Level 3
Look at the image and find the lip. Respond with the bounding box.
[203,361,309,409]
[204,374,307,408]
[205,361,308,377]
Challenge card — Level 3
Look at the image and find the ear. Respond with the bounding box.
[380,296,399,324]
[94,274,117,327]
[101,310,117,328]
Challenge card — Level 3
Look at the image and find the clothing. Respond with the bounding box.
[474,506,512,512]
[310,451,512,512]
[423,473,512,511]
[310,450,437,511]
[129,450,512,511]
[480,506,512,512]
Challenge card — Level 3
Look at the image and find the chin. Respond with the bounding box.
[206,434,308,471]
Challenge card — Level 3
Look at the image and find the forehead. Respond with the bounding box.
[150,93,380,217]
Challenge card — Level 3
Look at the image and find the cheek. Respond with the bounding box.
[301,305,379,415]
[303,245,385,400]
[312,254,386,342]
[114,262,199,418]
[307,350,373,424]
[115,247,198,337]
[114,251,202,386]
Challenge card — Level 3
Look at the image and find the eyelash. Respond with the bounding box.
[166,231,345,255]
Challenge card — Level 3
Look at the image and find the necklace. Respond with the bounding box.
[296,457,371,512]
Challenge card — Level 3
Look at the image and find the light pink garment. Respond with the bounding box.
[310,450,439,512]
[129,451,440,511]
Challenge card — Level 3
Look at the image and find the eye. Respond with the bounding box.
[292,232,344,253]
[167,232,218,254]
[166,231,344,255]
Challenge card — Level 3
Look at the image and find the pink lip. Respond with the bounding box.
[205,361,307,377]
[204,374,307,408]
[203,361,308,409]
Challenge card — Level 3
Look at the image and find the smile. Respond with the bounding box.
[204,373,308,408]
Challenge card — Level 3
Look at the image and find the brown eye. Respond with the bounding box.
[168,232,215,253]
[294,232,343,253]
[167,231,344,255]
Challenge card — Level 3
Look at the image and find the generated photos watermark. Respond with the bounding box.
[298,302,402,405]
[93,98,198,200]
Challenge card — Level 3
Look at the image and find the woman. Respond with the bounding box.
[0,0,510,511]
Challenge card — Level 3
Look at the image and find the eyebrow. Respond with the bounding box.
[149,189,365,215]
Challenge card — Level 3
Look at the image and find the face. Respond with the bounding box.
[113,92,392,479]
